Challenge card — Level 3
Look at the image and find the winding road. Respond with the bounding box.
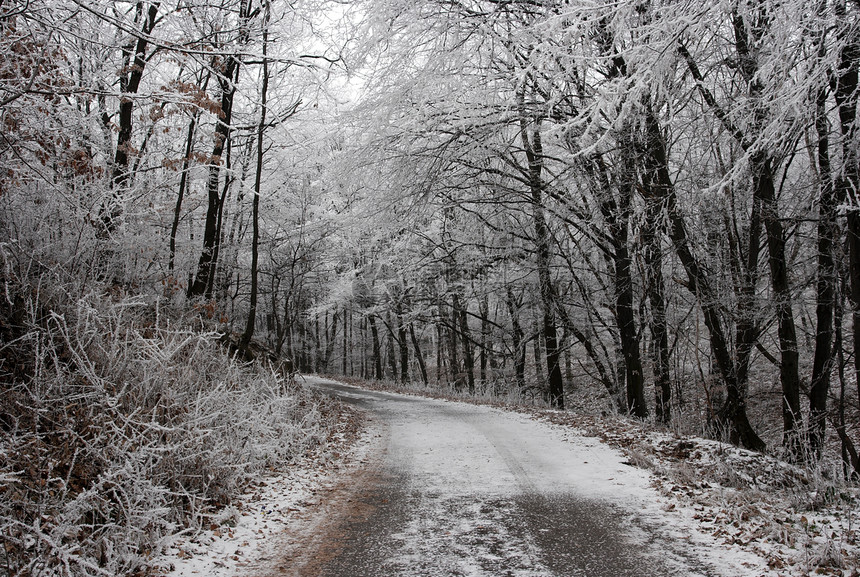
[293,377,718,577]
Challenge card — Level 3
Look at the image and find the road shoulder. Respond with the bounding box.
[151,399,375,577]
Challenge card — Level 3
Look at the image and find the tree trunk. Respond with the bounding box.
[396,302,409,383]
[385,312,398,381]
[442,298,459,387]
[368,314,383,380]
[754,151,801,448]
[616,188,646,417]
[641,87,765,450]
[361,317,368,379]
[643,197,671,423]
[343,309,350,376]
[324,310,339,372]
[454,292,475,394]
[832,2,860,431]
[169,94,205,273]
[593,153,645,418]
[208,141,234,300]
[505,286,527,392]
[238,1,267,356]
[519,85,564,409]
[436,316,444,385]
[479,292,490,384]
[533,319,544,392]
[410,323,428,385]
[729,9,801,449]
[188,57,240,298]
[100,1,158,234]
[189,0,250,298]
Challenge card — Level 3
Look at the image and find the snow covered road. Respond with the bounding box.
[300,377,725,577]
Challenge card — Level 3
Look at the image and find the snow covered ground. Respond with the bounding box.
[152,377,859,577]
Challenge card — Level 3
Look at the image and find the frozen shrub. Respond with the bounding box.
[0,281,330,576]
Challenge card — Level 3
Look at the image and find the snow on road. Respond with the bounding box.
[156,377,777,577]
[295,377,765,576]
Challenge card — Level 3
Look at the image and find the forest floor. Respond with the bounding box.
[153,376,860,577]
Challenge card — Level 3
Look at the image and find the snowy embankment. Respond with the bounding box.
[152,402,367,577]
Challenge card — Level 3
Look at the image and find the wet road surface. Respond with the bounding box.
[299,378,714,577]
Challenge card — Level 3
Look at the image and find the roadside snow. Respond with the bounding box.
[151,401,372,577]
[153,464,321,576]
[539,411,860,577]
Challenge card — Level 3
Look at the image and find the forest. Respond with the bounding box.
[2,0,860,573]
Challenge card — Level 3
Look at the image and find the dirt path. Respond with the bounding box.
[275,377,723,577]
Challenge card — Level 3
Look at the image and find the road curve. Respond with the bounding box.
[299,377,715,577]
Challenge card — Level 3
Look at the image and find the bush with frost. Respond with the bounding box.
[0,281,327,576]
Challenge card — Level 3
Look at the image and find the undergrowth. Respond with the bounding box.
[0,277,329,577]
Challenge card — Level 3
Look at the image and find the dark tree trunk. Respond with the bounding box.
[442,298,459,387]
[454,293,475,394]
[809,70,839,446]
[208,142,234,300]
[188,58,240,298]
[615,250,644,417]
[591,19,644,416]
[832,3,860,436]
[237,2,267,357]
[396,302,409,383]
[169,113,198,273]
[436,316,444,385]
[368,315,383,380]
[616,188,646,417]
[361,317,368,379]
[505,286,527,393]
[189,0,250,298]
[641,87,765,450]
[519,87,564,409]
[385,312,398,381]
[100,1,158,234]
[479,292,490,384]
[730,9,802,449]
[296,321,311,373]
[593,154,645,418]
[533,320,544,390]
[410,323,428,385]
[833,281,859,479]
[643,197,671,423]
[343,309,350,376]
[324,310,339,372]
[753,151,802,447]
[286,310,294,364]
